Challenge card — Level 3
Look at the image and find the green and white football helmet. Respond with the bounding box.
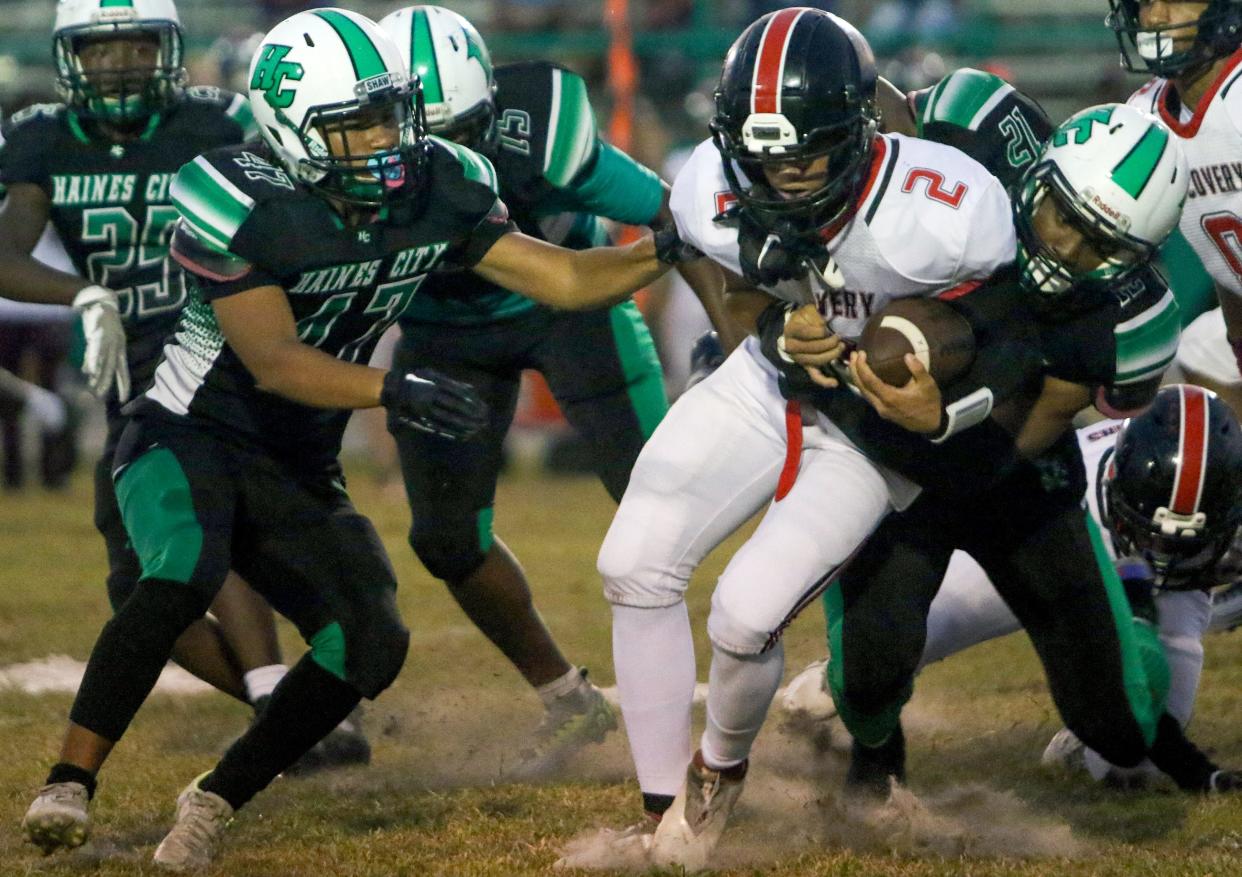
[248,7,426,207]
[53,0,186,124]
[377,6,496,148]
[1015,103,1187,298]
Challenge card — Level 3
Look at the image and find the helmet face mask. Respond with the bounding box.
[1100,385,1242,590]
[377,6,497,152]
[1015,167,1150,298]
[1106,0,1242,78]
[1013,103,1186,300]
[711,9,879,237]
[53,0,185,125]
[250,8,429,208]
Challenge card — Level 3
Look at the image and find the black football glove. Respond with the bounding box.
[652,222,702,265]
[755,299,819,399]
[381,368,488,441]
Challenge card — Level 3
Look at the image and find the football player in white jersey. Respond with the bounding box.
[1115,0,1242,412]
[784,388,1242,786]
[581,9,1014,869]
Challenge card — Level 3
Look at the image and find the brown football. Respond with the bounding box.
[857,297,976,387]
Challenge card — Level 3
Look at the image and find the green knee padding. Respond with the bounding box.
[114,448,203,584]
[822,582,909,748]
[476,507,494,555]
[310,621,347,681]
[609,301,668,439]
[1087,514,1164,747]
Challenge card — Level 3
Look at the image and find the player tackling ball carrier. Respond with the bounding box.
[580,8,1016,869]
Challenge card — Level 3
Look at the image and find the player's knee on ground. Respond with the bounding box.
[408,516,488,583]
[311,598,409,700]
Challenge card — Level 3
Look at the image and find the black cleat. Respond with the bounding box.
[846,723,906,799]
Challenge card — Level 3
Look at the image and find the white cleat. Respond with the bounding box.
[553,818,657,870]
[779,658,835,720]
[651,751,747,872]
[22,781,90,854]
[153,773,234,872]
[1041,728,1086,772]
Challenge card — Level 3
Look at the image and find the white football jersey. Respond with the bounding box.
[669,132,1016,340]
[1077,417,1125,551]
[1128,52,1242,300]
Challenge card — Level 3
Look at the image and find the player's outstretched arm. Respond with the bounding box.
[212,286,386,410]
[212,287,487,440]
[471,228,691,311]
[0,183,129,400]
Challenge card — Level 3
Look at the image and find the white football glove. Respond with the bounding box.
[73,285,130,403]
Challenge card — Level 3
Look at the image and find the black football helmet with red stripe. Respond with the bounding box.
[710,8,878,234]
[1101,385,1242,590]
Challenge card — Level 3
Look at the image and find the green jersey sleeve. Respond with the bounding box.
[912,68,1052,191]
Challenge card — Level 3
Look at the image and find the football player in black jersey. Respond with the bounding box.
[767,105,1242,798]
[376,5,734,776]
[21,8,694,871]
[0,0,366,779]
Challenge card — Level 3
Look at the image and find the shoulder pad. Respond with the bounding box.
[3,103,65,137]
[919,68,1015,133]
[669,138,745,277]
[865,134,1016,284]
[429,136,499,193]
[170,150,271,255]
[1112,272,1181,385]
[182,86,257,139]
[1126,80,1164,114]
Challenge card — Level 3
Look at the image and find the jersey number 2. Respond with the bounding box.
[901,168,968,209]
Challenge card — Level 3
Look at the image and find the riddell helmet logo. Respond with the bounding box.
[1092,194,1122,222]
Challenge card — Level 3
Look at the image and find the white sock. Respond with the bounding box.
[612,602,696,798]
[26,386,67,432]
[537,665,584,708]
[243,663,288,703]
[700,640,784,769]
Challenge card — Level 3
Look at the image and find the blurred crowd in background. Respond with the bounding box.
[0,0,1137,492]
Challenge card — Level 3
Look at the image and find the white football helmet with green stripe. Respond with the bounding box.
[247,7,424,206]
[53,0,185,125]
[1015,103,1187,297]
[377,6,496,148]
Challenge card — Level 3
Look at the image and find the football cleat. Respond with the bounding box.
[779,658,835,720]
[152,773,233,872]
[284,705,371,776]
[22,781,90,854]
[510,669,618,780]
[1209,770,1242,793]
[1040,727,1087,773]
[845,724,906,799]
[1209,580,1242,634]
[552,815,658,870]
[651,750,748,871]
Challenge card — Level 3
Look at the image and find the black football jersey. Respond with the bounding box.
[910,68,1053,192]
[0,87,254,402]
[795,261,1179,495]
[403,61,663,324]
[144,137,514,470]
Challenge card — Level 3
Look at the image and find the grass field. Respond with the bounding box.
[4,464,1242,876]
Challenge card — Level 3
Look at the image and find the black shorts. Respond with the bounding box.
[394,301,666,556]
[112,412,401,646]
